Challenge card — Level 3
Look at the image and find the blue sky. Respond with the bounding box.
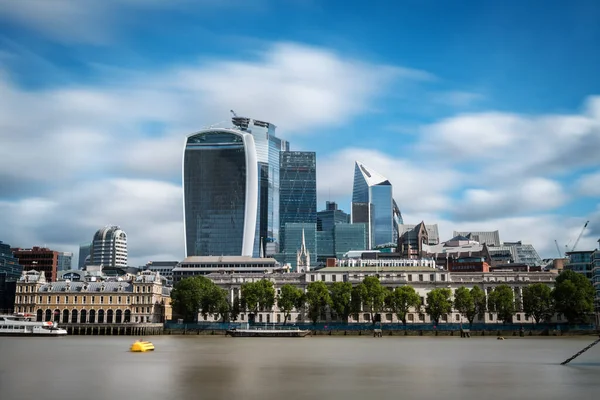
[0,0,599,265]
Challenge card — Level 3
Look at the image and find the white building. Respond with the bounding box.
[90,226,128,268]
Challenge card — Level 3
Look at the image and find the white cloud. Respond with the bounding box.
[576,172,600,196]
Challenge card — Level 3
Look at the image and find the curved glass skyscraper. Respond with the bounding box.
[183,129,258,257]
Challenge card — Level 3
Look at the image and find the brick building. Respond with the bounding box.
[12,247,59,282]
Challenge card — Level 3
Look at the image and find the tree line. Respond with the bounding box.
[171,270,595,325]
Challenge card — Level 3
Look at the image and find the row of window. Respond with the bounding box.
[16,295,156,305]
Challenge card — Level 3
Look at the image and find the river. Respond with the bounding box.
[0,335,598,400]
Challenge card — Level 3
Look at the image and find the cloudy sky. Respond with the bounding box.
[1,0,599,267]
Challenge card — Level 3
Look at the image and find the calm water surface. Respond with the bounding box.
[0,335,599,400]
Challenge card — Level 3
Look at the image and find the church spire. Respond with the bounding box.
[297,228,310,272]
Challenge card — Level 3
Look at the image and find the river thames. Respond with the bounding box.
[0,335,598,400]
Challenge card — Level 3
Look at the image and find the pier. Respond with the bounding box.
[62,323,164,336]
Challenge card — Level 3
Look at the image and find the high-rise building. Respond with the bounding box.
[279,151,317,252]
[351,161,402,248]
[183,127,259,257]
[282,223,317,270]
[78,243,91,269]
[231,116,289,256]
[90,226,128,267]
[57,252,73,272]
[11,246,59,282]
[0,241,22,282]
[317,201,350,231]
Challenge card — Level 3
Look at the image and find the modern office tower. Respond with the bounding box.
[282,223,317,270]
[334,223,367,259]
[351,161,401,249]
[231,115,289,256]
[57,252,73,272]
[279,151,317,252]
[78,243,91,269]
[0,241,22,281]
[183,127,259,257]
[317,201,350,231]
[11,246,59,282]
[90,226,128,267]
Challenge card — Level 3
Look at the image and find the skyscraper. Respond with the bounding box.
[78,242,91,269]
[231,115,289,256]
[183,128,259,257]
[351,161,402,248]
[90,226,128,267]
[57,252,73,272]
[279,151,317,251]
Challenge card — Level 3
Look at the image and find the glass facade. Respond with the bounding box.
[0,241,22,282]
[316,230,335,263]
[592,249,600,312]
[283,223,317,270]
[351,162,398,248]
[317,201,350,232]
[183,130,256,257]
[565,250,594,281]
[279,152,317,252]
[334,223,367,258]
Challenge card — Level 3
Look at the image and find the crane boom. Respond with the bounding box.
[554,240,562,258]
[571,220,589,252]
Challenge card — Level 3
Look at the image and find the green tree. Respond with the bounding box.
[453,286,474,326]
[359,276,387,323]
[552,270,595,324]
[350,285,363,321]
[471,286,487,325]
[230,296,241,322]
[241,279,276,318]
[386,285,421,326]
[522,283,554,324]
[277,284,304,324]
[488,285,515,323]
[329,281,354,323]
[170,276,226,322]
[305,281,332,324]
[425,288,453,325]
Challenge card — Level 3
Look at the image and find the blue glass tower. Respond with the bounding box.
[351,161,402,248]
[279,151,317,252]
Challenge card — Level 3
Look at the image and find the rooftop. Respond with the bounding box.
[319,266,441,273]
[181,256,277,263]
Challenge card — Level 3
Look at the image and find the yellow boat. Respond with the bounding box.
[130,340,155,352]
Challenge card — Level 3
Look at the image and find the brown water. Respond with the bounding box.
[0,335,598,400]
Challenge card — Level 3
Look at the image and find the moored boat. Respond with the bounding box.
[226,324,310,338]
[0,313,68,337]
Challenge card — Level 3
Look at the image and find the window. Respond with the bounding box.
[430,274,434,282]
[311,275,315,282]
[56,296,60,303]
[419,274,423,282]
[83,296,86,303]
[516,314,521,321]
[332,275,336,282]
[65,296,69,304]
[408,314,414,322]
[408,274,412,282]
[489,313,494,320]
[419,313,424,322]
[118,296,121,304]
[455,314,460,321]
[100,296,104,304]
[91,296,95,304]
[321,275,325,281]
[441,274,446,282]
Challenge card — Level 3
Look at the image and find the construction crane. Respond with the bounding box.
[570,220,589,252]
[554,240,562,258]
[230,109,238,117]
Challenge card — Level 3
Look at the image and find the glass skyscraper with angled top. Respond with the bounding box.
[351,161,403,249]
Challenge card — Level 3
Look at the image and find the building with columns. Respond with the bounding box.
[203,266,559,325]
[13,269,172,325]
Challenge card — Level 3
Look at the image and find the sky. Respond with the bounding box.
[1,0,599,267]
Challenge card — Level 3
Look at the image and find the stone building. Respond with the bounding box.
[204,266,559,325]
[13,269,172,325]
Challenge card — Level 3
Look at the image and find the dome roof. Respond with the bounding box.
[93,225,127,242]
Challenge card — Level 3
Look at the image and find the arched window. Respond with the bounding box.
[45,309,51,321]
[71,309,78,323]
[98,309,105,323]
[36,309,43,322]
[115,310,122,324]
[80,310,87,323]
[89,309,96,323]
[107,309,114,323]
[62,309,69,323]
[53,309,60,323]
[124,310,131,323]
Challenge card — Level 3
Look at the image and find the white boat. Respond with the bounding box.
[0,313,68,337]
[226,324,310,338]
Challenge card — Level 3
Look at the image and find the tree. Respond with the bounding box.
[230,296,241,322]
[241,279,276,318]
[425,288,452,325]
[386,285,421,326]
[350,285,363,321]
[488,285,515,324]
[170,276,226,322]
[359,276,387,323]
[305,281,332,324]
[522,283,554,324]
[552,270,595,324]
[453,287,474,326]
[330,281,354,323]
[277,284,304,324]
[471,286,487,325]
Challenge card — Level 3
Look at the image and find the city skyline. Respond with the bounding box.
[0,1,599,266]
